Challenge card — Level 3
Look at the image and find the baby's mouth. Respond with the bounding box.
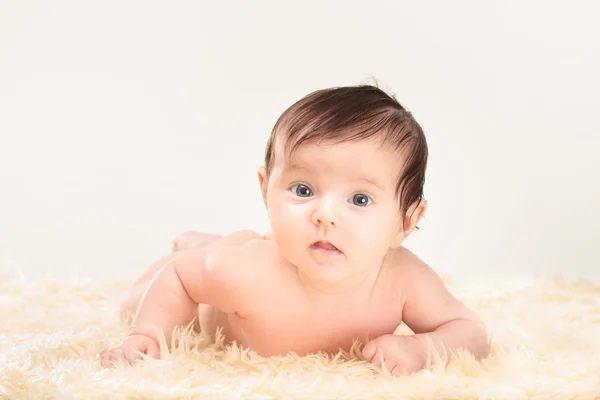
[310,241,341,254]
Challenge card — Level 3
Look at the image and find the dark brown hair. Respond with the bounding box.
[264,84,428,223]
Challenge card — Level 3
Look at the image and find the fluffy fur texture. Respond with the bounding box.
[1,275,599,399]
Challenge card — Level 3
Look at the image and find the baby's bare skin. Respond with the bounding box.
[104,231,487,374]
[118,231,401,355]
[196,237,403,357]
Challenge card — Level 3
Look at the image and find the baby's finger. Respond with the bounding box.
[102,348,125,367]
[369,349,386,369]
[114,348,127,364]
[99,351,112,368]
[362,342,377,362]
[390,365,405,377]
[123,345,143,364]
[145,342,160,359]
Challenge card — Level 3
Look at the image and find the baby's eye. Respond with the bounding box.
[350,193,372,207]
[291,184,313,197]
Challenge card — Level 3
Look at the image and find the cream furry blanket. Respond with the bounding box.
[1,275,599,399]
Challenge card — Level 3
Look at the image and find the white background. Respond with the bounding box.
[1,1,598,283]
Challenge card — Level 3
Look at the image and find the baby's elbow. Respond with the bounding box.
[457,306,490,360]
[473,319,490,360]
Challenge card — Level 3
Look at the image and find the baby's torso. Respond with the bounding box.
[197,244,406,357]
[198,295,402,357]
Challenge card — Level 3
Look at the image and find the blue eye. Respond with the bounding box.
[351,193,371,207]
[291,184,313,197]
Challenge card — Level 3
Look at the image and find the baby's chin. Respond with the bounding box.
[297,259,356,281]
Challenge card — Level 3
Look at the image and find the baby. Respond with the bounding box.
[100,85,489,375]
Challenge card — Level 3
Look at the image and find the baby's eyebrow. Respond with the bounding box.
[286,163,312,172]
[357,177,385,191]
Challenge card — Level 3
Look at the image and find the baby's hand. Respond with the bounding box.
[362,334,427,376]
[100,334,160,367]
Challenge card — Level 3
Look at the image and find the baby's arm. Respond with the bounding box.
[363,255,488,375]
[102,231,260,366]
[134,231,221,287]
[400,262,489,362]
[120,231,222,322]
[129,248,233,341]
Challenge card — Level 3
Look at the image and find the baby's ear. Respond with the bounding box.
[257,166,268,208]
[392,199,427,247]
[404,199,427,233]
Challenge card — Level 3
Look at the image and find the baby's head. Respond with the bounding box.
[258,85,428,290]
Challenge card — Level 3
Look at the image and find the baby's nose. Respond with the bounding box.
[314,213,335,226]
[312,198,338,226]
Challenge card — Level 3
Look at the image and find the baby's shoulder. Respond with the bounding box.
[206,231,293,305]
[205,229,283,276]
[385,246,426,274]
[381,247,433,291]
[382,247,448,300]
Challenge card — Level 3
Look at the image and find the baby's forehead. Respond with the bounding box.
[275,138,402,180]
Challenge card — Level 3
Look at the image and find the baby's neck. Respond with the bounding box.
[295,263,383,299]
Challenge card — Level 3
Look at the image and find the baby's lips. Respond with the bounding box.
[315,242,337,251]
[311,241,342,253]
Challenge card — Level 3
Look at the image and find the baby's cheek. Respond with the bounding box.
[270,205,292,233]
[351,216,381,242]
[269,207,301,252]
[351,218,390,256]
